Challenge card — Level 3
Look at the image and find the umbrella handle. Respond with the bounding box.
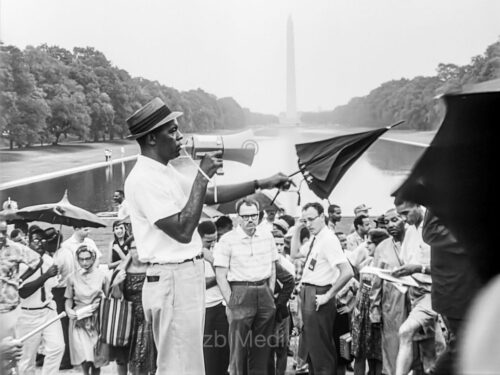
[19,312,67,342]
[56,224,62,250]
[269,190,281,207]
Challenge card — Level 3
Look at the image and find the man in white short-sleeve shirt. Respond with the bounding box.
[17,228,64,375]
[299,202,353,374]
[123,97,290,375]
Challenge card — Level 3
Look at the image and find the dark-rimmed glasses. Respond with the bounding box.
[240,214,259,222]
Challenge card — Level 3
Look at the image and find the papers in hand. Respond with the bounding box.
[360,266,419,287]
[75,305,95,320]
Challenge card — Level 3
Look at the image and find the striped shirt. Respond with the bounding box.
[213,226,278,282]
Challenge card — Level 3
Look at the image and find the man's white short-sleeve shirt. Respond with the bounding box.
[19,254,58,309]
[125,155,202,263]
[300,226,348,286]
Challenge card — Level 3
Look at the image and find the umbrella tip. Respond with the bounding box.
[60,190,70,203]
[386,120,405,130]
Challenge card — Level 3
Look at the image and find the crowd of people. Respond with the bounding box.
[0,196,481,375]
[0,97,486,375]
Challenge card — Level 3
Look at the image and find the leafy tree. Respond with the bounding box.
[301,38,500,130]
[87,90,115,141]
[0,46,49,148]
[46,87,90,144]
[218,97,245,129]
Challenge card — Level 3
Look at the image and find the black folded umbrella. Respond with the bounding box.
[294,121,404,200]
[394,79,500,282]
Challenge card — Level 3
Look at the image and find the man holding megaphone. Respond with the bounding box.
[124,97,291,375]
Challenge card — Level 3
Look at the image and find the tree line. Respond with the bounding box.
[301,38,500,130]
[2,39,498,149]
[0,44,277,149]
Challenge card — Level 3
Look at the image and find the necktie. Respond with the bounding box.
[40,268,46,302]
[304,236,316,267]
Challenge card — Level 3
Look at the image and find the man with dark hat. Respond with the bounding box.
[124,97,290,374]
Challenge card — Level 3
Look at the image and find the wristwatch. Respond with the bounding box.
[421,265,426,274]
[253,179,261,192]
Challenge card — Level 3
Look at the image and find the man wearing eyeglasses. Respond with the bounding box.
[213,198,278,375]
[298,202,354,374]
[17,228,64,375]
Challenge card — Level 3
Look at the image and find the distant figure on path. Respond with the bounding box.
[104,148,112,162]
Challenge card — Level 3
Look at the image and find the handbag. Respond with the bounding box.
[94,339,110,368]
[99,270,133,347]
[339,332,353,361]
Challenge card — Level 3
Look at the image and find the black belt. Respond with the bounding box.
[230,279,268,286]
[302,282,332,287]
[147,254,204,282]
[150,253,203,266]
[22,306,50,310]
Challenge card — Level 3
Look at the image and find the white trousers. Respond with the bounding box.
[1,306,20,339]
[142,259,206,375]
[16,307,65,375]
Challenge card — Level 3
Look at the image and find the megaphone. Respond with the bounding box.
[183,131,257,174]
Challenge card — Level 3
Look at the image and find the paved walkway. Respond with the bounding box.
[0,140,140,186]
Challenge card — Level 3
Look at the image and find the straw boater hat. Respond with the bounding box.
[126,98,183,140]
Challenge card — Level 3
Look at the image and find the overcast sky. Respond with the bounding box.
[2,0,499,114]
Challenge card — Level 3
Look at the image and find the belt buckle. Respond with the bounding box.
[180,253,202,264]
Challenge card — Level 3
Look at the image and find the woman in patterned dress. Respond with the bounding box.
[110,237,157,375]
[351,229,390,375]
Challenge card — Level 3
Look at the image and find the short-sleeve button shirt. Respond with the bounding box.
[213,226,278,282]
[0,240,41,313]
[204,260,224,308]
[300,226,348,286]
[19,253,58,309]
[125,155,202,263]
[346,231,364,252]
